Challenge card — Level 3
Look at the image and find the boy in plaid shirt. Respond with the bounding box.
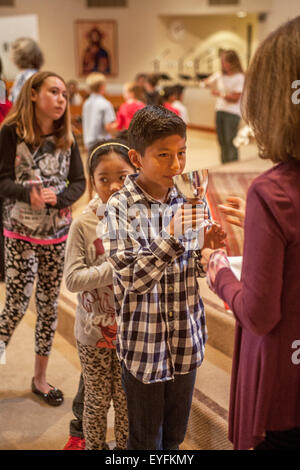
[100,105,225,450]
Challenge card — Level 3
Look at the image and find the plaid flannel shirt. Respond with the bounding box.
[99,174,208,384]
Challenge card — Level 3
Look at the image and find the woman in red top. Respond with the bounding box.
[201,16,300,450]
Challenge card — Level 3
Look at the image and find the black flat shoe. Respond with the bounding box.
[31,377,64,406]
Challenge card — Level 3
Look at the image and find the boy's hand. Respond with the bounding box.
[167,203,207,238]
[30,186,45,210]
[203,223,227,250]
[218,196,245,228]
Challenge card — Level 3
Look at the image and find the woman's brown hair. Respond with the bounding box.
[222,50,244,74]
[242,16,300,163]
[3,71,74,150]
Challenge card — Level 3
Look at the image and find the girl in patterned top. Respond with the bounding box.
[64,139,135,450]
[0,71,86,406]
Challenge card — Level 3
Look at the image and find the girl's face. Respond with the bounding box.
[32,76,67,123]
[221,57,232,74]
[92,152,134,203]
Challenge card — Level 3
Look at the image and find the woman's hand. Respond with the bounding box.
[30,186,45,210]
[218,196,246,228]
[201,247,230,286]
[41,188,57,207]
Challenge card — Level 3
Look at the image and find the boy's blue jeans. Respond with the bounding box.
[121,363,197,450]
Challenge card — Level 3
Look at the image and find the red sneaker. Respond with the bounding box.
[63,436,85,450]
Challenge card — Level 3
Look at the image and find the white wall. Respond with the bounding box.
[259,0,300,39]
[0,0,273,87]
[157,14,258,78]
[0,14,39,79]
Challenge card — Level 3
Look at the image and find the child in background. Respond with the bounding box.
[82,73,116,152]
[100,105,226,450]
[0,57,12,124]
[0,71,86,405]
[144,74,161,106]
[114,82,145,131]
[0,57,12,282]
[159,86,180,116]
[172,84,189,124]
[9,37,44,103]
[64,139,134,450]
[66,80,83,106]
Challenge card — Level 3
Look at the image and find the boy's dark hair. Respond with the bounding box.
[128,105,186,155]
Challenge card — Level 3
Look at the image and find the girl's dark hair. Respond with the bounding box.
[159,86,176,104]
[88,138,135,177]
[128,105,186,155]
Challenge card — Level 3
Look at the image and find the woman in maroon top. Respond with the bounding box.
[201,16,300,450]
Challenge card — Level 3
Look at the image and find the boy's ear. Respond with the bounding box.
[128,149,142,169]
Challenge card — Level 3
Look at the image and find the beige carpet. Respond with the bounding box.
[0,288,116,450]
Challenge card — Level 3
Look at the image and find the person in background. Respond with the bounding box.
[172,84,189,124]
[0,57,12,282]
[9,37,44,103]
[82,72,116,153]
[64,139,134,450]
[144,74,161,106]
[134,73,147,95]
[66,80,83,106]
[159,86,180,116]
[201,16,300,450]
[0,71,86,406]
[112,82,145,132]
[0,57,12,124]
[203,50,244,164]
